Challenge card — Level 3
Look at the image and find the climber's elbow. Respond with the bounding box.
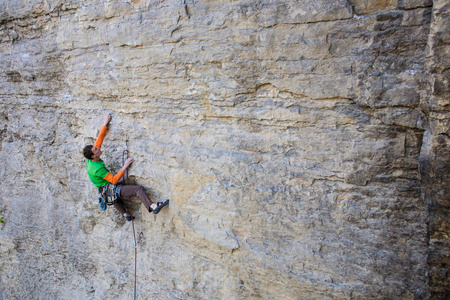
[103,171,124,185]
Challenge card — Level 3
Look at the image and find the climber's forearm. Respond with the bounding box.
[94,125,108,148]
[103,170,125,184]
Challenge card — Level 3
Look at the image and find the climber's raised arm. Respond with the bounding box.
[94,113,112,148]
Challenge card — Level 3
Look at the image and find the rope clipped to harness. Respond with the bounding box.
[122,149,143,300]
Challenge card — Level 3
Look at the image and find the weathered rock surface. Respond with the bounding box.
[0,0,448,299]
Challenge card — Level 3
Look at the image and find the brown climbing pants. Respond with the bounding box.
[113,185,154,215]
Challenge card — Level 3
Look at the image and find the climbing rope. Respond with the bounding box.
[123,149,129,183]
[122,149,143,300]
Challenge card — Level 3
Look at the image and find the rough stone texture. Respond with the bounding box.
[421,0,450,298]
[0,0,448,299]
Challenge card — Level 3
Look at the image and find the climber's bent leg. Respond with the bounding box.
[113,199,134,221]
[119,185,154,212]
[113,198,127,215]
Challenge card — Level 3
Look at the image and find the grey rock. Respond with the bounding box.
[0,0,448,299]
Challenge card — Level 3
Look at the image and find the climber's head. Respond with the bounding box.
[83,145,102,160]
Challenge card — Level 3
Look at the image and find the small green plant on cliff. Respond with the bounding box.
[0,210,4,223]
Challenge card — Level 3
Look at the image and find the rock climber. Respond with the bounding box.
[83,113,169,221]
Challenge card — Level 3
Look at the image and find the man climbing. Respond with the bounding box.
[83,113,169,221]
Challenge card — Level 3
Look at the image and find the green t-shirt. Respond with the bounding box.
[86,159,109,188]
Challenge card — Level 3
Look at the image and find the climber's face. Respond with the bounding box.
[91,145,102,160]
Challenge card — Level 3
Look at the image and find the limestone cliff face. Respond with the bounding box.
[0,0,448,299]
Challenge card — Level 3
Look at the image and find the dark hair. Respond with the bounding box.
[83,145,94,160]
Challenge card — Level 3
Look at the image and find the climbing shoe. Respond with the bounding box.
[125,215,135,221]
[151,199,170,214]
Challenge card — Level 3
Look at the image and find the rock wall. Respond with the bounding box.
[0,0,448,299]
[420,0,450,298]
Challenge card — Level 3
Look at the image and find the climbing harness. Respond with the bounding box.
[98,183,122,211]
[122,149,144,300]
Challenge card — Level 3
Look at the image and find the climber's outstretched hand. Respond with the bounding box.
[103,113,112,126]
